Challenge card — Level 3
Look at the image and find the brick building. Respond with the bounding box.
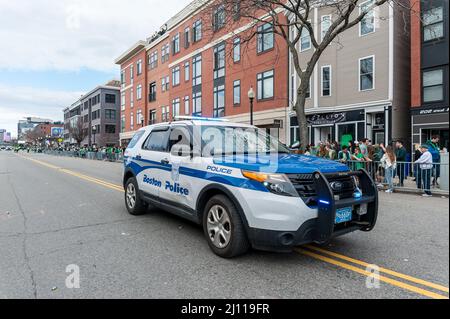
[410,0,449,152]
[115,0,289,145]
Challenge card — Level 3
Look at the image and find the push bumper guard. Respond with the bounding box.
[313,169,378,244]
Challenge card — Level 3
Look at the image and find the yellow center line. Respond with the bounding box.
[296,248,449,300]
[304,245,449,294]
[19,155,124,193]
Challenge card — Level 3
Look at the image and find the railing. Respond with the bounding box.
[337,159,449,195]
[40,149,124,162]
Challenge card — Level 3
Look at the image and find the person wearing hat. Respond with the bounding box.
[414,144,433,197]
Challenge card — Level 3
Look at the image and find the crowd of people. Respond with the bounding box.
[298,135,444,196]
[24,145,125,162]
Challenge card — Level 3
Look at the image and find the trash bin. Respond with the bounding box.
[440,153,449,192]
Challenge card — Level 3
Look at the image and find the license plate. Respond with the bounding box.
[335,207,353,224]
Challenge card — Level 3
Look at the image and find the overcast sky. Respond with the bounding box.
[0,0,192,137]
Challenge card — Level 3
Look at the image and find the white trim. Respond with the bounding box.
[388,4,394,101]
[320,65,332,97]
[412,122,450,127]
[304,99,391,114]
[358,55,376,92]
[359,0,376,37]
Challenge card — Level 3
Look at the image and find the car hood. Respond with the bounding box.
[213,154,349,174]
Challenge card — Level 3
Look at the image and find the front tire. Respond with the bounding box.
[203,195,249,258]
[125,177,147,216]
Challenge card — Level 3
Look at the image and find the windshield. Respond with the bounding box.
[200,126,290,157]
[127,130,145,149]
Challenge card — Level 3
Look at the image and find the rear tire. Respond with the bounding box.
[125,177,147,216]
[203,195,249,258]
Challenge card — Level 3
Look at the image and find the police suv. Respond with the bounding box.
[123,117,378,258]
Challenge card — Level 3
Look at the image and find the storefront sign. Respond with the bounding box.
[412,106,449,116]
[307,113,346,125]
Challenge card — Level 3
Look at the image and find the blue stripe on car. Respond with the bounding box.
[128,157,268,192]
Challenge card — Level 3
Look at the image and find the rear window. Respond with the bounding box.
[127,130,146,149]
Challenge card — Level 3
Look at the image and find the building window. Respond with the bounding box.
[130,65,134,83]
[184,96,190,115]
[213,5,226,31]
[121,93,125,111]
[137,60,143,75]
[105,109,116,120]
[121,115,126,133]
[214,43,226,79]
[321,66,331,96]
[321,15,331,41]
[193,20,202,42]
[257,70,274,100]
[149,82,157,102]
[172,33,180,55]
[136,110,143,126]
[300,26,311,51]
[306,77,311,99]
[257,23,274,53]
[136,85,142,100]
[193,92,202,116]
[120,71,125,86]
[130,112,134,130]
[184,62,190,82]
[149,51,158,69]
[360,0,375,36]
[105,125,116,134]
[213,85,225,118]
[149,110,157,125]
[161,106,170,122]
[184,27,190,48]
[233,80,241,105]
[161,43,170,63]
[423,68,444,102]
[233,0,241,21]
[130,89,134,108]
[161,76,169,92]
[359,56,374,91]
[193,55,202,86]
[172,66,180,86]
[172,98,181,117]
[423,6,444,42]
[233,37,241,62]
[105,94,116,104]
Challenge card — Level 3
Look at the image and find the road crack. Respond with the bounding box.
[7,174,38,299]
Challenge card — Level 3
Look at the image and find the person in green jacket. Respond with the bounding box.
[352,147,365,170]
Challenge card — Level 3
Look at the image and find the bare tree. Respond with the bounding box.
[68,117,87,146]
[206,0,412,150]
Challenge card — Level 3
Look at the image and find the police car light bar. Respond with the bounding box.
[173,116,230,122]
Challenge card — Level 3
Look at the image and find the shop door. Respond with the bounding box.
[337,123,356,146]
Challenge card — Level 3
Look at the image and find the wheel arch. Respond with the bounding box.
[196,184,250,229]
[123,168,136,187]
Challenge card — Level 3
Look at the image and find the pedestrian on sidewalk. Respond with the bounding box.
[380,146,397,193]
[415,145,433,197]
[426,135,441,188]
[395,140,407,187]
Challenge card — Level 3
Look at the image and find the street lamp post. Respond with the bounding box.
[92,126,97,146]
[248,87,255,126]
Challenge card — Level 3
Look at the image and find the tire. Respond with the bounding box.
[203,195,250,258]
[124,177,148,216]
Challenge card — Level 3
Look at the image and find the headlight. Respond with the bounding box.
[241,170,299,197]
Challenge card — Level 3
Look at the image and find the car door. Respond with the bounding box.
[136,126,171,200]
[161,124,196,211]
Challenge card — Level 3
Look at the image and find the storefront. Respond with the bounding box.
[411,105,449,151]
[289,106,391,147]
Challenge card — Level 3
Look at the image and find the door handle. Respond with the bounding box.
[136,154,142,160]
[161,158,170,165]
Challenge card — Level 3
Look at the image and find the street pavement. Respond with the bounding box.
[0,151,448,299]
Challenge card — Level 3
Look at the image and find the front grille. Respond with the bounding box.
[287,173,355,207]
